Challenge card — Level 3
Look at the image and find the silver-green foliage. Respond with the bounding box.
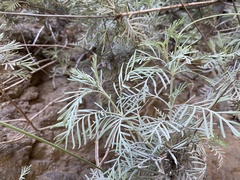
[54,19,240,179]
[1,0,239,179]
[0,30,37,81]
[19,165,32,180]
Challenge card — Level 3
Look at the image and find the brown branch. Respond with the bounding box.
[0,11,114,19]
[20,31,31,55]
[31,60,57,74]
[99,145,111,167]
[30,94,65,122]
[95,135,100,166]
[14,43,73,49]
[2,79,25,91]
[232,0,240,26]
[0,134,25,145]
[1,94,65,131]
[119,0,219,17]
[179,0,212,53]
[0,85,39,131]
[0,0,219,19]
[98,136,113,167]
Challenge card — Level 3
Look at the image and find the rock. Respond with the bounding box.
[20,86,39,101]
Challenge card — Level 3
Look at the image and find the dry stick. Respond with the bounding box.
[28,94,66,131]
[0,0,219,19]
[33,26,45,45]
[0,94,66,144]
[0,44,63,48]
[0,133,25,145]
[20,31,31,55]
[0,87,39,131]
[1,118,26,122]
[19,30,47,77]
[37,58,54,64]
[3,76,16,85]
[0,11,114,18]
[98,135,114,167]
[1,94,66,131]
[95,129,115,168]
[8,44,74,48]
[30,94,65,122]
[232,0,240,26]
[2,79,25,91]
[95,133,100,166]
[119,0,219,17]
[179,0,212,53]
[214,26,239,33]
[45,23,57,43]
[3,74,24,85]
[31,60,57,74]
[99,143,111,167]
[75,53,88,69]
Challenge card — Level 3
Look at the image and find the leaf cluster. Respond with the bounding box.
[0,30,37,88]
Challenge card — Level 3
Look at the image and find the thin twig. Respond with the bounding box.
[0,11,114,18]
[99,144,111,167]
[98,135,114,167]
[75,53,88,69]
[30,94,65,121]
[31,60,57,74]
[95,134,100,166]
[20,31,31,55]
[33,26,45,45]
[1,118,26,122]
[179,0,212,53]
[45,22,57,43]
[0,134,25,145]
[119,0,219,17]
[0,120,104,171]
[4,43,74,48]
[1,94,64,128]
[232,0,240,26]
[214,26,239,33]
[0,85,39,131]
[0,93,66,143]
[2,76,17,85]
[2,79,26,91]
[0,0,219,19]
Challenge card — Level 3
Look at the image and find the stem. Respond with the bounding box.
[0,0,219,19]
[169,75,175,120]
[0,121,104,172]
[179,0,213,54]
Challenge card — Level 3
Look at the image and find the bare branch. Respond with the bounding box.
[0,0,219,19]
